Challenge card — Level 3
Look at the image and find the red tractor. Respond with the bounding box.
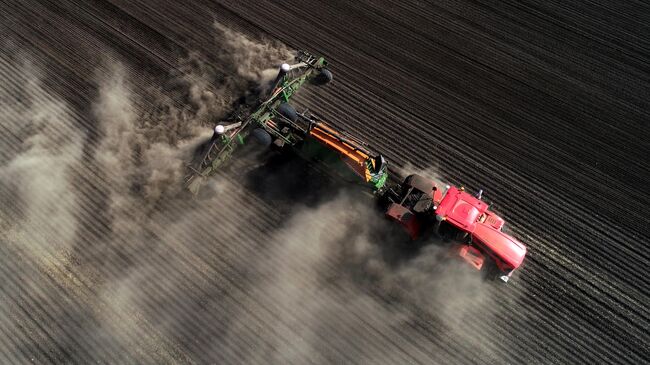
[378,175,527,282]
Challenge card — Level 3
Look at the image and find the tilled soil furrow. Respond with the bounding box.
[2,0,649,364]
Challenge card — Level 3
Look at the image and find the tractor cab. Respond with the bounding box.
[434,185,506,232]
[435,186,489,231]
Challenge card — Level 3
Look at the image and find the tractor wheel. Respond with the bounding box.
[404,174,436,193]
[250,128,272,147]
[277,103,298,122]
[482,260,499,281]
[455,231,469,242]
[312,68,333,85]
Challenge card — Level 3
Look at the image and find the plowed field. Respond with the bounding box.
[1,1,648,364]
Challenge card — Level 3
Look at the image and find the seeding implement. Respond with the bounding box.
[184,51,388,194]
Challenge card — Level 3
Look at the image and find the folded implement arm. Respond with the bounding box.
[185,51,329,194]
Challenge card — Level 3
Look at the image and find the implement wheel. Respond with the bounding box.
[250,128,272,147]
[277,103,298,122]
[312,68,333,85]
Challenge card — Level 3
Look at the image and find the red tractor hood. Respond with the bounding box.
[472,223,527,269]
[435,186,489,231]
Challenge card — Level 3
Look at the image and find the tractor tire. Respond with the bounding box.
[312,68,333,85]
[404,174,436,193]
[277,103,298,122]
[482,260,499,281]
[250,128,272,147]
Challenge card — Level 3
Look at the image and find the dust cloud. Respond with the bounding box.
[81,23,295,363]
[229,188,504,363]
[0,53,98,363]
[1,23,506,364]
[0,56,84,280]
